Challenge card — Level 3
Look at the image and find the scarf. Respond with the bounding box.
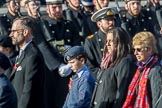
[122,55,158,108]
[100,53,112,69]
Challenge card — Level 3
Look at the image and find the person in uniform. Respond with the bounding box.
[0,0,21,35]
[80,0,98,36]
[143,0,162,59]
[84,7,116,77]
[44,0,82,54]
[63,46,95,108]
[64,0,94,44]
[121,0,155,39]
[123,0,162,58]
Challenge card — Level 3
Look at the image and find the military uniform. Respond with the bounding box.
[142,2,162,58]
[42,16,82,54]
[84,7,116,77]
[64,6,93,44]
[81,9,99,36]
[80,0,99,38]
[0,12,19,35]
[121,12,155,39]
[84,30,106,77]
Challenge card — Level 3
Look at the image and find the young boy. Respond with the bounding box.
[63,46,95,108]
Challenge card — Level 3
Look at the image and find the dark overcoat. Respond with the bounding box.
[90,55,137,108]
[9,41,45,108]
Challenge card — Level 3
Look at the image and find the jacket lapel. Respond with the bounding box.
[9,42,33,81]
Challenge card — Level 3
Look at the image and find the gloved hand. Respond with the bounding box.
[58,63,72,77]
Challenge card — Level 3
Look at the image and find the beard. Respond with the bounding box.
[12,34,24,46]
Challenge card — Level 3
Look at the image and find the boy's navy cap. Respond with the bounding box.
[0,52,11,70]
[0,35,13,48]
[91,7,115,22]
[64,46,85,63]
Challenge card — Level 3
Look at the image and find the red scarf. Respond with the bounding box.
[122,55,158,108]
[100,53,112,69]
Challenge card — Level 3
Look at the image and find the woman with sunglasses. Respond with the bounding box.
[90,27,137,108]
[122,31,162,108]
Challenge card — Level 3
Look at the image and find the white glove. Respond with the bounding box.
[58,63,72,77]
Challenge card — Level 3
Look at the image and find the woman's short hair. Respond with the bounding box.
[132,31,157,53]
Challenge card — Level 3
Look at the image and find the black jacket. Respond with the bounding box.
[90,55,137,108]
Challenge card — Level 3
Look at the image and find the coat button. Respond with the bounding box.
[94,101,97,105]
[98,38,101,42]
[99,80,102,83]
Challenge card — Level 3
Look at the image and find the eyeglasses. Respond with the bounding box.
[133,48,145,52]
[10,29,24,33]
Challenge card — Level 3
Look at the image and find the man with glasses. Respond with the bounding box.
[9,16,45,108]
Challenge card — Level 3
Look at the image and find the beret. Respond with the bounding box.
[64,46,85,63]
[91,7,115,22]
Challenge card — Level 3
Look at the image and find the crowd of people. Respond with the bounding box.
[0,0,162,108]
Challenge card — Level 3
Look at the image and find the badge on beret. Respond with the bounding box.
[66,55,71,61]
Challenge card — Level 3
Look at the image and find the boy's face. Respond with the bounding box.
[67,58,84,72]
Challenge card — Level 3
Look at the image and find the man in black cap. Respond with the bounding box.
[0,35,18,65]
[0,0,21,35]
[84,7,116,77]
[0,52,17,108]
